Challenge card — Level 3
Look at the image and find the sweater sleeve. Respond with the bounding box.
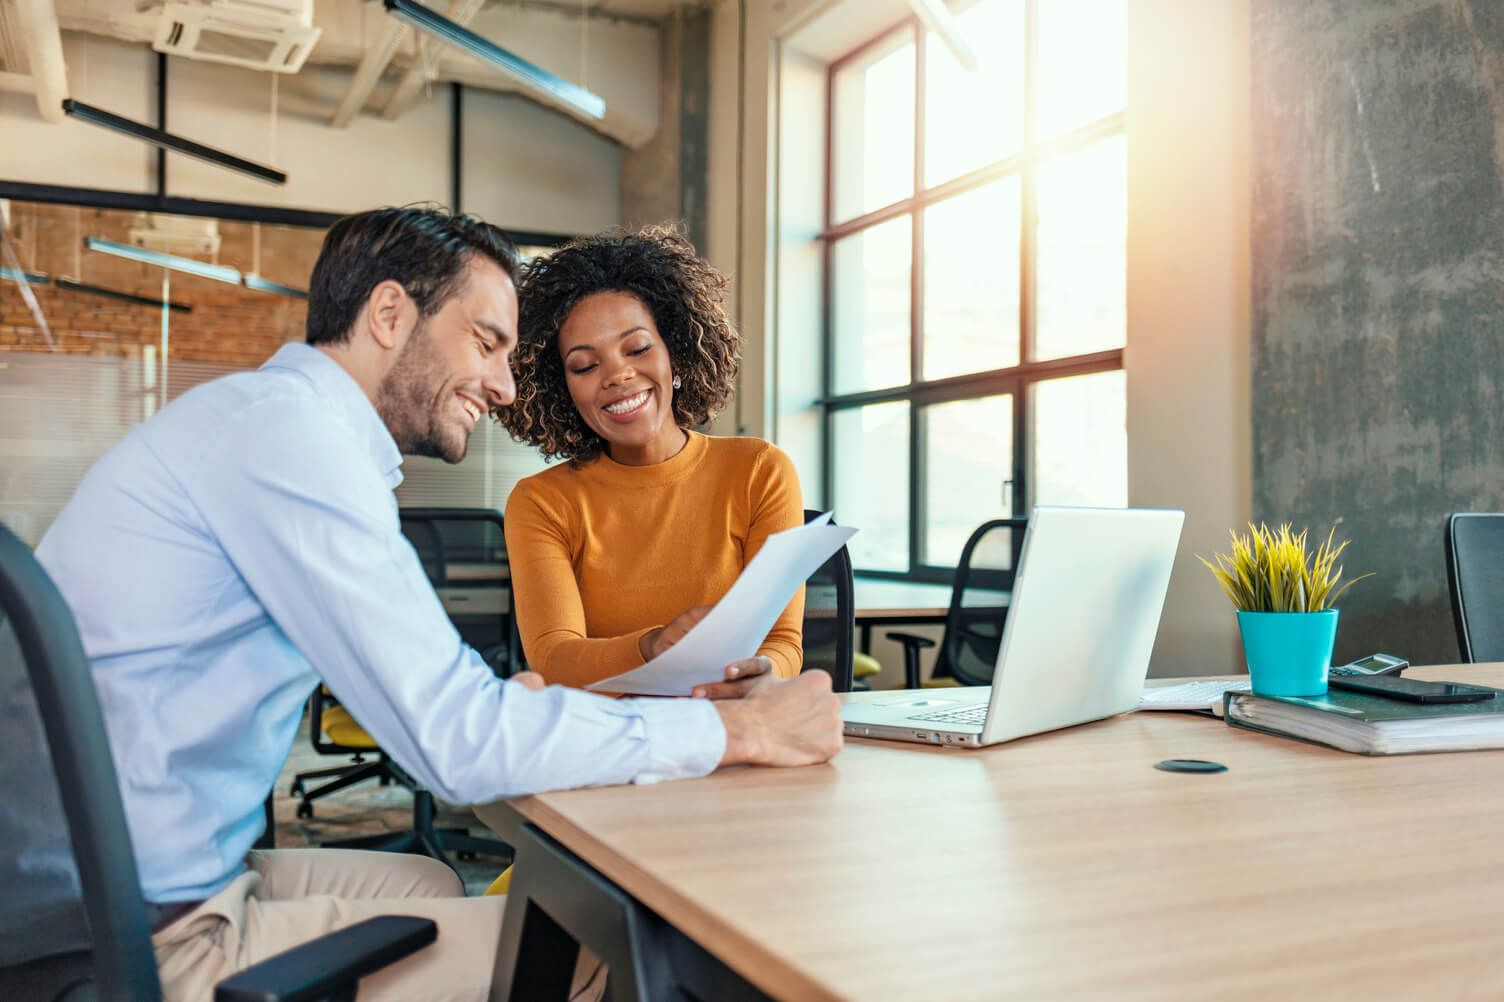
[504,480,654,688]
[747,443,806,678]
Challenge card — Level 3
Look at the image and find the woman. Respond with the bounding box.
[498,225,804,689]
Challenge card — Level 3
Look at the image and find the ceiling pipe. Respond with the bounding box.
[13,0,69,123]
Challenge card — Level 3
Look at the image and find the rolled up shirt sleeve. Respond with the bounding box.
[187,398,726,803]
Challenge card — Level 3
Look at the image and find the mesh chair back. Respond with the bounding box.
[1444,513,1504,663]
[0,524,161,1000]
[941,518,1027,686]
[399,508,517,675]
[800,510,855,693]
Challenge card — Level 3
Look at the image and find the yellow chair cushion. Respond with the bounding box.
[485,866,513,896]
[852,652,881,679]
[320,705,379,748]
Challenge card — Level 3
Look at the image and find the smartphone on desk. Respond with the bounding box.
[1329,653,1408,678]
[1328,674,1496,704]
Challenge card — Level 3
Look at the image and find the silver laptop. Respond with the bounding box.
[841,506,1184,747]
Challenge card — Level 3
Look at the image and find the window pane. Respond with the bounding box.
[831,216,911,395]
[832,31,916,223]
[922,179,1020,380]
[1032,370,1126,508]
[923,0,1025,188]
[1035,136,1125,362]
[833,403,910,571]
[1037,0,1127,141]
[923,395,1013,566]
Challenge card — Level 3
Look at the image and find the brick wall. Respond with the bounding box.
[1,201,324,367]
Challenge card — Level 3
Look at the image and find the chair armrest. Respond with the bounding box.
[885,633,935,689]
[213,915,436,1002]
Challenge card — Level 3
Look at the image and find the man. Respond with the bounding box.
[36,207,843,1002]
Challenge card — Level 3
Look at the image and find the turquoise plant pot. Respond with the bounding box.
[1236,609,1338,697]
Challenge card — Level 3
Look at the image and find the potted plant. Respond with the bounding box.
[1198,523,1370,697]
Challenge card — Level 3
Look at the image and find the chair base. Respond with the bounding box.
[291,757,397,819]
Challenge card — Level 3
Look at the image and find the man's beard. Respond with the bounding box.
[375,320,469,464]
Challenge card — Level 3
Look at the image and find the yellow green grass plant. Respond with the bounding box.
[1198,523,1371,613]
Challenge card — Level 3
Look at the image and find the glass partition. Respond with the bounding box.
[0,199,546,547]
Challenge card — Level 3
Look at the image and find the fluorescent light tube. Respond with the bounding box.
[54,277,192,313]
[63,99,288,186]
[85,237,243,285]
[244,274,308,299]
[382,0,606,121]
[1,266,49,284]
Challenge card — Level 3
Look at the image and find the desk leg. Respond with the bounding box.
[859,623,873,654]
[491,821,771,1002]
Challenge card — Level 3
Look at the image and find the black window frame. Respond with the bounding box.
[819,3,1127,585]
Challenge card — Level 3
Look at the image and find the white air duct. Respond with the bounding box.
[153,0,322,74]
[127,213,222,257]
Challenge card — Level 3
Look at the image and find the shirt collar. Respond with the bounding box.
[261,343,404,489]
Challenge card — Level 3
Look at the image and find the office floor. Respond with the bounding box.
[270,711,508,896]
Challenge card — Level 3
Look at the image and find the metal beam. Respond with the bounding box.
[13,0,68,123]
[330,18,410,129]
[383,0,484,120]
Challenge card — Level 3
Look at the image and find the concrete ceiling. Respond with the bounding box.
[4,0,699,147]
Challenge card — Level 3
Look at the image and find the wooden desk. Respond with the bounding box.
[850,578,1009,654]
[478,663,1504,1001]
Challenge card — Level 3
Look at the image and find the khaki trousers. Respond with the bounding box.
[151,848,603,1002]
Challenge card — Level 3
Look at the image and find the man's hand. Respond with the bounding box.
[690,655,773,699]
[713,670,844,768]
[510,670,546,691]
[638,604,712,661]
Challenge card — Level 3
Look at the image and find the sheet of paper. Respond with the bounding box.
[587,513,857,696]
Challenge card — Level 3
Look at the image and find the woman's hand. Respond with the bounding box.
[638,604,712,660]
[691,656,774,699]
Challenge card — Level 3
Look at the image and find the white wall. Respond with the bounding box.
[2,31,621,233]
[0,34,155,192]
[165,58,451,212]
[461,89,620,236]
[1125,0,1251,677]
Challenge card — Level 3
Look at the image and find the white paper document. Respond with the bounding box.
[586,512,858,696]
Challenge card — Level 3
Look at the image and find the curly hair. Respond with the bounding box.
[497,224,741,465]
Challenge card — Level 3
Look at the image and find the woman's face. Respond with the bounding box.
[558,291,686,466]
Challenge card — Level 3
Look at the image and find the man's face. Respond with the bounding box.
[376,256,518,463]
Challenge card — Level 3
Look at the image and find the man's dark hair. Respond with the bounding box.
[306,206,520,345]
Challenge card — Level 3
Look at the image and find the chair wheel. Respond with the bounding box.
[296,802,313,819]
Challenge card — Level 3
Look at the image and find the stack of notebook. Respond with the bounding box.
[1223,685,1504,755]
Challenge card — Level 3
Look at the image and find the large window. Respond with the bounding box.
[823,0,1128,580]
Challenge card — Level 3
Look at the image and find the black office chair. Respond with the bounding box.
[888,518,1026,688]
[289,509,513,867]
[1444,512,1504,663]
[801,509,856,693]
[291,508,518,817]
[0,523,435,1002]
[400,508,520,676]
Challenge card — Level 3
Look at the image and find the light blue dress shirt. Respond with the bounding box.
[36,343,727,904]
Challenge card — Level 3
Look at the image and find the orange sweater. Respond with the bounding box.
[504,432,805,689]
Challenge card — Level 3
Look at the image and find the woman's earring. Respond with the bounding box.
[672,374,682,390]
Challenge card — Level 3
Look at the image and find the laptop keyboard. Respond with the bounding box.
[909,704,989,726]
